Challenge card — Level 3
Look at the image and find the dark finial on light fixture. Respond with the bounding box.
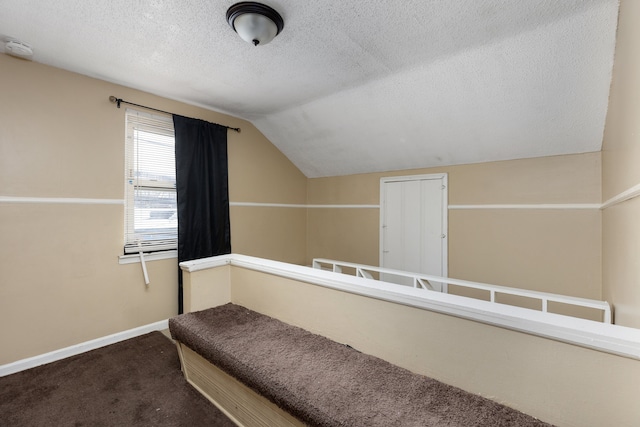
[226,2,284,46]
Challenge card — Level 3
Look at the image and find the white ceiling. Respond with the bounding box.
[0,0,619,177]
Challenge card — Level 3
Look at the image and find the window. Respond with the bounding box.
[124,109,177,254]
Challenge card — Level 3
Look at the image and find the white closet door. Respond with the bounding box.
[381,174,447,290]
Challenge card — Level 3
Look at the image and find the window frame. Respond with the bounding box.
[123,108,177,254]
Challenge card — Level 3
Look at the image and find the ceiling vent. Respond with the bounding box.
[5,40,33,60]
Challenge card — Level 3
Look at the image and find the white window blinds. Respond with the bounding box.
[124,109,177,254]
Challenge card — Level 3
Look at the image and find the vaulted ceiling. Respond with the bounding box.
[0,0,619,177]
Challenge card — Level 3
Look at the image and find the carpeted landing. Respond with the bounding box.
[0,332,235,426]
[170,303,553,427]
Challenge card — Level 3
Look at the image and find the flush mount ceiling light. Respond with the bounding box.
[226,2,284,46]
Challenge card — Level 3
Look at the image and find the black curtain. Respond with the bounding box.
[173,115,231,314]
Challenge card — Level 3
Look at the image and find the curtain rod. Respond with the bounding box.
[108,96,241,133]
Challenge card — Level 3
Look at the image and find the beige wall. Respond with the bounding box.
[231,206,306,263]
[601,0,640,328]
[307,154,603,308]
[5,0,640,364]
[0,54,306,365]
[227,109,308,264]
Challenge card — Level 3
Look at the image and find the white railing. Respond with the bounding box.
[312,258,612,323]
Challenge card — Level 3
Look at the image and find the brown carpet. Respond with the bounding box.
[0,332,235,427]
[170,303,554,427]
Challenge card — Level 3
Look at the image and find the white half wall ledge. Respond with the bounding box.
[180,254,640,360]
[0,319,169,377]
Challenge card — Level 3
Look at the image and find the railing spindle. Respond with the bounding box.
[312,258,612,323]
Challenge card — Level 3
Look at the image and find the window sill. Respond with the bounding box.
[119,250,177,265]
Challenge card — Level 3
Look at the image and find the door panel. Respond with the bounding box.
[381,175,447,290]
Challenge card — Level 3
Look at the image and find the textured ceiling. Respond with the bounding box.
[0,0,619,177]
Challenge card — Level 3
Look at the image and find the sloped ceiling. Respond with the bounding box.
[0,0,619,177]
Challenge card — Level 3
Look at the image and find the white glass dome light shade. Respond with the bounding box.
[227,2,284,47]
[234,13,278,46]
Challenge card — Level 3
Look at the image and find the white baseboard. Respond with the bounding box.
[0,319,169,377]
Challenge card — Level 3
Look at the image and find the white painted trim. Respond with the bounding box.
[230,202,307,208]
[0,319,169,377]
[119,250,177,264]
[379,173,449,184]
[181,255,232,272]
[449,203,601,210]
[601,181,640,210]
[307,204,379,208]
[180,254,640,360]
[230,202,379,209]
[441,176,448,286]
[0,196,124,205]
[1,182,636,211]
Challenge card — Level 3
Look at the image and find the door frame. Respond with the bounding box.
[379,173,449,285]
